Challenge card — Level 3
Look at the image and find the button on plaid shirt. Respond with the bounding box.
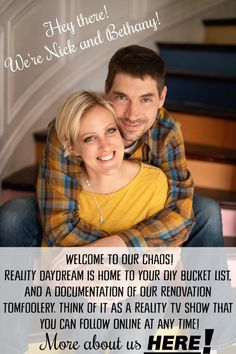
[37,107,194,247]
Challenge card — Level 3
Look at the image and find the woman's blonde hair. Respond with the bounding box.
[55,91,116,157]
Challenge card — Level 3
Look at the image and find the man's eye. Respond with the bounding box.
[84,136,95,143]
[116,95,127,101]
[106,127,117,135]
[142,97,152,103]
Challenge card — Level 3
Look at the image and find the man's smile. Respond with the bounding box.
[119,119,146,131]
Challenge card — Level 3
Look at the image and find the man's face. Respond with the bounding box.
[106,73,167,145]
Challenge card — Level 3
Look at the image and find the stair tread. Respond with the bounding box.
[185,143,236,165]
[166,100,236,120]
[203,18,236,27]
[34,130,47,142]
[224,237,236,247]
[157,41,236,77]
[2,165,38,191]
[167,69,236,81]
[164,76,236,115]
[157,42,236,52]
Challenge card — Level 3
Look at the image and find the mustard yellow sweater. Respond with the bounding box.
[79,163,168,234]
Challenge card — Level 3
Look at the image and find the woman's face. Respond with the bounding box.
[75,105,125,177]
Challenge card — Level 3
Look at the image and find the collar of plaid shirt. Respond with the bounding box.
[124,123,152,163]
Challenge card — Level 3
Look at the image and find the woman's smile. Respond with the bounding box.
[97,152,115,161]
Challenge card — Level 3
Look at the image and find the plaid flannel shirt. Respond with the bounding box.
[37,107,195,247]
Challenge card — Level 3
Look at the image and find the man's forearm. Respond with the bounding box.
[83,235,127,248]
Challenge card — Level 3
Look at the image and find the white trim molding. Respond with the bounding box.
[129,0,148,20]
[0,0,15,17]
[0,27,4,137]
[6,0,66,124]
[0,47,107,176]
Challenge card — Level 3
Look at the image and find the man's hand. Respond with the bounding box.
[84,235,127,248]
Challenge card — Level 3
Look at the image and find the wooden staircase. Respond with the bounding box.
[156,18,236,245]
[2,17,236,245]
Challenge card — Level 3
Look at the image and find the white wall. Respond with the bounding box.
[0,0,235,180]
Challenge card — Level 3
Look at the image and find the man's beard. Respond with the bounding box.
[118,118,146,142]
[120,130,143,143]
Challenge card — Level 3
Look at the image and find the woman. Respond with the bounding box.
[38,91,168,247]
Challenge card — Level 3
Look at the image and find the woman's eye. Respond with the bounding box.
[106,127,117,135]
[84,136,95,143]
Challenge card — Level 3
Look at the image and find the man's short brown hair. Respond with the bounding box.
[105,45,166,95]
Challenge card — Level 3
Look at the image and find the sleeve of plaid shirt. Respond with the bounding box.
[37,121,109,246]
[118,109,195,247]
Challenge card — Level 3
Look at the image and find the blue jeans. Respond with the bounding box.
[0,196,42,247]
[0,194,223,247]
[184,194,224,247]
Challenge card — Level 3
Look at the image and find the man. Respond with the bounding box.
[0,45,223,247]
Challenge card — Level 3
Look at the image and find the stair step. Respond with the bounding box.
[164,71,236,116]
[224,237,236,247]
[203,18,236,26]
[185,143,236,165]
[34,130,48,163]
[188,160,236,191]
[195,187,236,210]
[166,101,236,121]
[171,111,236,149]
[34,131,47,142]
[2,165,38,191]
[157,41,236,117]
[157,42,236,76]
[203,18,236,45]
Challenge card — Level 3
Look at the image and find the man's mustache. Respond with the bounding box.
[119,118,146,125]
